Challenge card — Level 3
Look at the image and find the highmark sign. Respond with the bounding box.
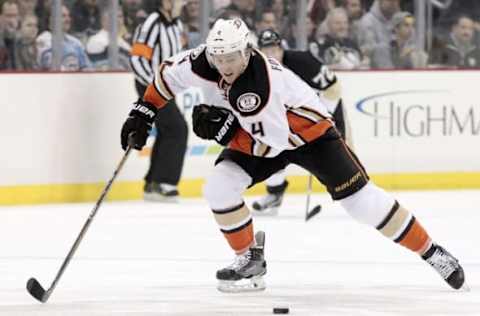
[355,90,480,138]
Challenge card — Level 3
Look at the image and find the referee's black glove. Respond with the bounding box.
[121,99,158,150]
[192,104,239,146]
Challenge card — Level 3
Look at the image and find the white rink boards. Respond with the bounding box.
[1,190,479,315]
[1,71,480,205]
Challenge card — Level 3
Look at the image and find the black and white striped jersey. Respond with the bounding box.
[130,10,184,87]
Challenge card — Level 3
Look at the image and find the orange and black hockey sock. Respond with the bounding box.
[376,201,432,255]
[212,202,254,254]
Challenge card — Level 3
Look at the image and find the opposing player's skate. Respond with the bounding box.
[217,231,267,293]
[252,193,283,216]
[252,181,288,216]
[422,243,467,290]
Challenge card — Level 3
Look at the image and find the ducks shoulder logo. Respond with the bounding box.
[237,93,261,113]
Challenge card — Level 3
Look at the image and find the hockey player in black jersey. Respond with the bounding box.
[252,29,354,215]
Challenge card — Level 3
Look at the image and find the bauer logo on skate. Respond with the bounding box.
[355,90,480,137]
[237,93,261,113]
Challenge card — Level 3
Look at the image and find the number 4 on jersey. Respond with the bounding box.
[251,122,265,137]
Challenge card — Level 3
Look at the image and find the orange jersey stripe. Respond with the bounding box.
[131,43,153,60]
[399,218,431,253]
[300,120,333,142]
[228,128,253,155]
[287,112,333,142]
[223,221,254,254]
[143,84,169,109]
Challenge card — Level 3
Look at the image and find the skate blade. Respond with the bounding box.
[217,276,266,293]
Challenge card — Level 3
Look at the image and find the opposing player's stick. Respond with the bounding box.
[26,138,135,303]
[305,174,322,221]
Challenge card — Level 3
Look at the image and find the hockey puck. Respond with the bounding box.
[273,307,289,314]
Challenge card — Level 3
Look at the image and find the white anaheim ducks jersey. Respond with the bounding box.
[151,45,334,157]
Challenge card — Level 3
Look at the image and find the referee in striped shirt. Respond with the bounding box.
[130,0,188,201]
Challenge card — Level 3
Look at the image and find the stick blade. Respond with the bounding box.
[26,278,48,303]
[305,205,322,222]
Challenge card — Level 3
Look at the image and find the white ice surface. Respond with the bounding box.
[1,190,479,315]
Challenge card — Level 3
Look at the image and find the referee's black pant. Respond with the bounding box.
[136,80,188,186]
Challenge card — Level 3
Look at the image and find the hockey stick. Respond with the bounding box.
[305,174,322,222]
[26,138,135,303]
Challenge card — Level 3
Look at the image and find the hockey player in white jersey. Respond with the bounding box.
[120,18,466,292]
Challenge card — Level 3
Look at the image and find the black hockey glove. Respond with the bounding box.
[121,99,158,150]
[192,104,239,146]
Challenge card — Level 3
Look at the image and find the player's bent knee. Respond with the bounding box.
[203,160,252,210]
[339,181,395,227]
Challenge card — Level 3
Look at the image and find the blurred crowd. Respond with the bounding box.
[0,0,479,71]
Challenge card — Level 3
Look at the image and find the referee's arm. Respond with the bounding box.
[130,13,160,87]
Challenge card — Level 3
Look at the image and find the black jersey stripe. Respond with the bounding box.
[137,13,160,44]
[131,56,151,86]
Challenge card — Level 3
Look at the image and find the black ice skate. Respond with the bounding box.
[217,231,267,293]
[422,243,468,290]
[252,193,283,215]
[252,181,288,216]
[144,182,178,202]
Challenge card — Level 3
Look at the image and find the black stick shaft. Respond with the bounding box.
[305,174,313,220]
[40,146,133,301]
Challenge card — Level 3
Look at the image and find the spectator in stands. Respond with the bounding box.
[434,0,480,43]
[181,0,201,48]
[14,13,40,70]
[34,0,52,33]
[71,0,101,39]
[122,0,146,38]
[86,9,131,70]
[343,0,363,19]
[358,0,400,58]
[311,7,365,70]
[430,15,480,69]
[255,9,278,33]
[256,7,290,49]
[213,0,231,10]
[0,32,13,71]
[36,5,91,71]
[270,0,289,38]
[1,0,20,68]
[0,33,11,70]
[212,7,241,22]
[371,11,427,69]
[309,0,336,26]
[18,0,38,17]
[340,0,365,44]
[287,14,317,49]
[221,0,256,30]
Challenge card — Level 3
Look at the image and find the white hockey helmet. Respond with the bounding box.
[206,18,251,56]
